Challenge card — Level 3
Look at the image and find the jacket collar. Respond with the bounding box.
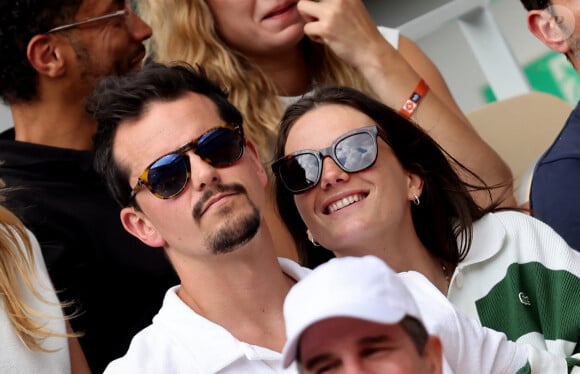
[458,212,506,268]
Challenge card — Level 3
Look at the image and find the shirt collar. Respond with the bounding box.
[458,212,506,267]
[152,259,309,373]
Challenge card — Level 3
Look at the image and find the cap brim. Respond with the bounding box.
[281,300,407,368]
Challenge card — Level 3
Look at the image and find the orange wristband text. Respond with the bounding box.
[399,79,429,119]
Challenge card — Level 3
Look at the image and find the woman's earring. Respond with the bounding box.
[306,229,321,247]
[412,192,421,206]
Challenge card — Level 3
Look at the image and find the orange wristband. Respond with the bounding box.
[399,79,429,119]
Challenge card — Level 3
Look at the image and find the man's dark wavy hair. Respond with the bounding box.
[89,62,244,208]
[0,0,83,104]
[520,0,551,11]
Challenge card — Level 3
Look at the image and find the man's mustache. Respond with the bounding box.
[192,183,247,220]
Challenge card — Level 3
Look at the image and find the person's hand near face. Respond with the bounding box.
[297,0,388,70]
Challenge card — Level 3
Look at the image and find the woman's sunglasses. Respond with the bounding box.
[272,125,381,194]
[130,124,244,201]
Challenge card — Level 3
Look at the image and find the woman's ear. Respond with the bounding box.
[26,34,67,77]
[527,7,573,53]
[120,207,166,248]
[407,171,424,202]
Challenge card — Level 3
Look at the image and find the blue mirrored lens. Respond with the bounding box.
[148,154,189,197]
[197,127,243,167]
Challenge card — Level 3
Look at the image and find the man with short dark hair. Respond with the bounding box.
[519,0,580,250]
[91,62,304,373]
[0,1,178,372]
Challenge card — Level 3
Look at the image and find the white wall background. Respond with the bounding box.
[365,0,551,112]
[0,0,550,133]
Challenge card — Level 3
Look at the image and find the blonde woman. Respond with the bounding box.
[138,0,515,261]
[0,204,89,373]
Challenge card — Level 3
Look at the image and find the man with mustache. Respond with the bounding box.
[90,62,533,373]
[0,1,178,372]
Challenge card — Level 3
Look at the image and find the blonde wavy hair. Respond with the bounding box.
[137,0,373,164]
[0,204,77,352]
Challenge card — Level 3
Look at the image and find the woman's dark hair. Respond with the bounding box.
[273,86,501,268]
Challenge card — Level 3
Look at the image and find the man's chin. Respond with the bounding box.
[207,211,261,255]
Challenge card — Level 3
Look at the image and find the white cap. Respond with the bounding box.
[281,255,422,368]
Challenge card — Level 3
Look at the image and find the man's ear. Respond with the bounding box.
[245,139,269,188]
[527,9,571,53]
[120,207,166,248]
[26,34,67,77]
[424,336,443,374]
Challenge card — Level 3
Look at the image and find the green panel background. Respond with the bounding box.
[484,51,580,105]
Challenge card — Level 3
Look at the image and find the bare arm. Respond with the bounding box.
[396,36,516,208]
[297,0,516,208]
[66,321,91,374]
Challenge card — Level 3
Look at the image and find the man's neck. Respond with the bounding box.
[10,98,96,151]
[175,234,295,352]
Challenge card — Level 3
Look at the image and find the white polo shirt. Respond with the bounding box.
[103,259,309,373]
[104,257,528,373]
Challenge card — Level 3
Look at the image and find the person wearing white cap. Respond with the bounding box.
[282,256,443,374]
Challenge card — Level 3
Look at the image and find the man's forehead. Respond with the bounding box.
[138,93,221,130]
[114,93,221,161]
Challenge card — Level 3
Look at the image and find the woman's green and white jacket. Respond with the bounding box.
[451,211,580,373]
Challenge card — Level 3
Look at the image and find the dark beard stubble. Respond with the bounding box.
[193,183,261,254]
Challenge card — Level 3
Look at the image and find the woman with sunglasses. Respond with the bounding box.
[136,0,516,262]
[272,85,580,372]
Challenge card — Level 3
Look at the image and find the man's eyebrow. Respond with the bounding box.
[303,353,335,370]
[358,334,390,345]
[302,334,394,369]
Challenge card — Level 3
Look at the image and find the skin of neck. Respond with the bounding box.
[247,40,311,96]
[9,73,97,151]
[172,222,295,351]
[333,226,451,295]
